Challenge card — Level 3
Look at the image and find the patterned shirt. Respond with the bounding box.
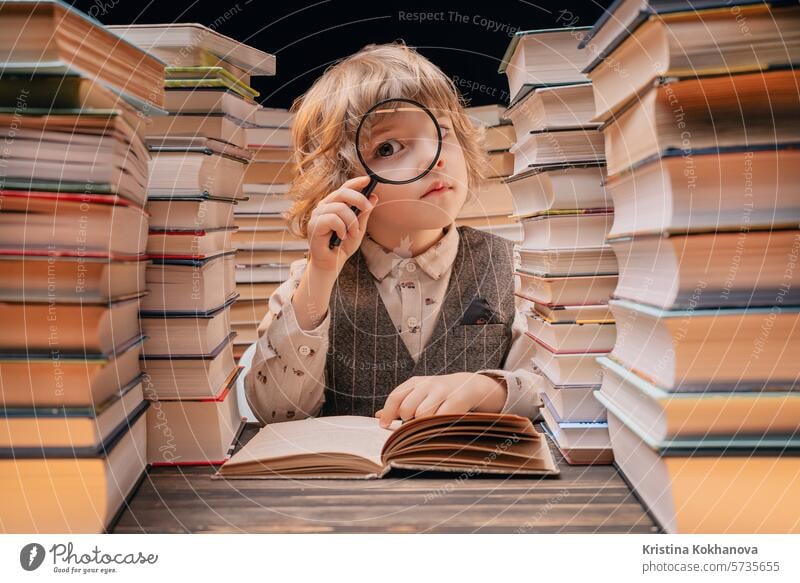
[244,223,543,424]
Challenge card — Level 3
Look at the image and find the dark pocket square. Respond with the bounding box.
[459,296,501,325]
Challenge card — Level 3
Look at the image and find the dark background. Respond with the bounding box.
[70,0,611,109]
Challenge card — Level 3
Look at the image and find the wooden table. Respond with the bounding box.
[112,424,661,533]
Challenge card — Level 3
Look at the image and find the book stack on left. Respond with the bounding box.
[499,27,615,465]
[0,1,165,532]
[582,0,800,532]
[457,104,520,243]
[111,24,276,466]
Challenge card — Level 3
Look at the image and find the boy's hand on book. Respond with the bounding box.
[375,373,508,428]
[306,176,378,274]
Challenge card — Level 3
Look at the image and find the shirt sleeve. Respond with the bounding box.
[477,304,544,419]
[244,258,331,425]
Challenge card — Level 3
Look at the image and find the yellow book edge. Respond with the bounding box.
[166,66,259,98]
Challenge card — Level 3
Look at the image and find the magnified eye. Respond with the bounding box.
[375,139,403,158]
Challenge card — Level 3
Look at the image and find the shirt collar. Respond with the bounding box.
[360,223,460,282]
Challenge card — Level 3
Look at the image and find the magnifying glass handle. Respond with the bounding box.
[328,177,378,249]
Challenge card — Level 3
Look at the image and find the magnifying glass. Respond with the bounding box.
[328,97,443,249]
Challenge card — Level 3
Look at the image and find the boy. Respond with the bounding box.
[245,41,543,427]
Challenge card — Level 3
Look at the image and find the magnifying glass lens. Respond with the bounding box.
[357,100,440,183]
[329,98,443,249]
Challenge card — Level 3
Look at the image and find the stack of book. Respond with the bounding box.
[232,106,304,359]
[499,27,615,465]
[457,104,520,242]
[111,23,277,465]
[0,1,165,532]
[582,0,800,532]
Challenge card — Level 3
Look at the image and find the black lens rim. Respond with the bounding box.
[354,97,443,185]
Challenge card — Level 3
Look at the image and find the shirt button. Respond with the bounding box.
[406,317,418,328]
[406,262,416,272]
[298,345,311,356]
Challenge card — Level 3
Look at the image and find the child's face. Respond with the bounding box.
[363,115,469,234]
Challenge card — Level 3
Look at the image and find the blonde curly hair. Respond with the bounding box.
[285,40,488,238]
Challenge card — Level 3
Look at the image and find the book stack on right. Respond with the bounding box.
[111,24,277,466]
[232,106,304,360]
[582,0,800,532]
[499,27,616,465]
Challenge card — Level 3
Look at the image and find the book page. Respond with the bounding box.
[224,415,401,469]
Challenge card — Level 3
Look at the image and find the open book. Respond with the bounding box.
[216,413,559,479]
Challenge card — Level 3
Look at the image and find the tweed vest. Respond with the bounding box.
[322,226,515,417]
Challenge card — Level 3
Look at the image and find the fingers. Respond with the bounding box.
[377,381,417,428]
[379,376,452,426]
[397,381,432,421]
[377,373,481,425]
[324,187,375,214]
[308,176,377,246]
[340,175,372,192]
[433,396,470,416]
[309,213,347,241]
[304,177,375,270]
[315,202,361,237]
[415,391,447,418]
